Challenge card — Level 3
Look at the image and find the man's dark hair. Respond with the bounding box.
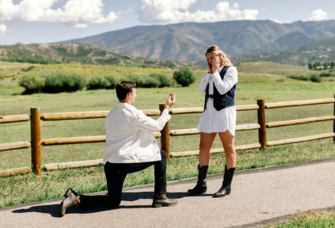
[116,81,136,101]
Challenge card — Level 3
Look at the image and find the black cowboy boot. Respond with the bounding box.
[213,165,235,197]
[188,165,208,195]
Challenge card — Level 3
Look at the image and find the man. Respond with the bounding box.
[59,81,177,217]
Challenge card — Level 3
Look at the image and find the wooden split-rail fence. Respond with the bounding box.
[1,95,335,177]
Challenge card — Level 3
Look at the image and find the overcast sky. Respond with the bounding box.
[0,0,334,45]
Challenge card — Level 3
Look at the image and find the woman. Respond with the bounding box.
[188,45,238,197]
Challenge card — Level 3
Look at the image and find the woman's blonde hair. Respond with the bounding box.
[205,45,233,67]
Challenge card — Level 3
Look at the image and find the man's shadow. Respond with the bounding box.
[12,191,212,218]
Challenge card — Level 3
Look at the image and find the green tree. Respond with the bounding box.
[308,63,313,70]
[313,63,317,70]
[173,66,195,87]
[323,62,328,70]
[331,62,335,69]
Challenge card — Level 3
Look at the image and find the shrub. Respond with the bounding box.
[173,66,195,87]
[149,73,172,87]
[310,74,321,83]
[62,72,86,92]
[19,73,44,94]
[320,71,335,77]
[142,77,160,88]
[127,74,145,87]
[287,73,309,81]
[86,75,109,90]
[42,71,85,93]
[105,75,117,89]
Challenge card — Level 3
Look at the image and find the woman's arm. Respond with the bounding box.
[198,73,211,93]
[211,67,238,95]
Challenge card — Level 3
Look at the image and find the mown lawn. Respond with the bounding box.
[0,62,335,207]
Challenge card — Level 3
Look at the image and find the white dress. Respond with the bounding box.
[197,65,238,136]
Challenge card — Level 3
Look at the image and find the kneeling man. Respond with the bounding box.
[59,81,177,217]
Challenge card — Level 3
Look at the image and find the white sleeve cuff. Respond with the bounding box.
[162,109,171,121]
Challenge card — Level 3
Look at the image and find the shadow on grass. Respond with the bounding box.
[12,191,210,217]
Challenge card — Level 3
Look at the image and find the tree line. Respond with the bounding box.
[308,62,335,70]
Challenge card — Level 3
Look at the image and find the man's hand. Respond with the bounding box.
[165,93,176,110]
[211,55,221,73]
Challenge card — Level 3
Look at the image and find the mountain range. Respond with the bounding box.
[0,43,202,69]
[58,20,335,63]
[227,37,335,66]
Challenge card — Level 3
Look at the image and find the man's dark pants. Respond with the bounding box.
[79,150,167,209]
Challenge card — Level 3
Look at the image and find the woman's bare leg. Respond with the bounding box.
[199,132,217,167]
[218,130,236,169]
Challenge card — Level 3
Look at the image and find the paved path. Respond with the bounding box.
[1,159,335,228]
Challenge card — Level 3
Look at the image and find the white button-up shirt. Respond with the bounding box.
[198,65,238,95]
[104,102,171,164]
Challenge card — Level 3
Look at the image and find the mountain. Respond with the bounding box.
[0,43,202,69]
[227,37,335,66]
[57,20,335,62]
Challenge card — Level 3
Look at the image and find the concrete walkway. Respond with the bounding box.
[1,158,335,228]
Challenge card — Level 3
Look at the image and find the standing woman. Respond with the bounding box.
[188,45,238,197]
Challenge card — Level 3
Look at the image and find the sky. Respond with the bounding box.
[0,0,334,45]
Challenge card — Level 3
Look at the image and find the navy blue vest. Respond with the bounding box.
[204,66,236,111]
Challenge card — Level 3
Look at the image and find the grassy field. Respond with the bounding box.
[269,210,335,227]
[0,61,335,207]
[0,61,41,68]
[235,61,310,75]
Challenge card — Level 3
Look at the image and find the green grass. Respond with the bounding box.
[235,61,310,75]
[268,210,335,227]
[0,62,335,208]
[0,61,40,69]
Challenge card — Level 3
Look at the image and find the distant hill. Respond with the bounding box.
[57,20,335,62]
[0,43,203,69]
[228,37,335,66]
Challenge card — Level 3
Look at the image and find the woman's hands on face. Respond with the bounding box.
[207,58,213,74]
[165,93,176,110]
[211,55,221,73]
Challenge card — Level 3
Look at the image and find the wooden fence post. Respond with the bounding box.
[333,94,335,143]
[31,108,41,176]
[257,99,267,150]
[159,104,170,159]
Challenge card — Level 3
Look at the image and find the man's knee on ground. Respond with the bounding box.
[106,196,122,209]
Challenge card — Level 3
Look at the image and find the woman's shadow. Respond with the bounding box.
[12,191,211,217]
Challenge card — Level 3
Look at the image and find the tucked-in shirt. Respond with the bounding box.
[104,102,171,164]
[197,65,238,135]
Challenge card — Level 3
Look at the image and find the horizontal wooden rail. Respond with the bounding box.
[42,159,103,171]
[265,98,335,109]
[0,114,30,124]
[169,104,259,115]
[40,109,160,121]
[170,143,261,157]
[169,123,260,136]
[0,167,31,177]
[267,116,335,128]
[236,104,259,111]
[267,132,335,146]
[236,123,260,131]
[0,141,31,152]
[41,132,161,146]
[41,136,106,146]
[169,107,203,115]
